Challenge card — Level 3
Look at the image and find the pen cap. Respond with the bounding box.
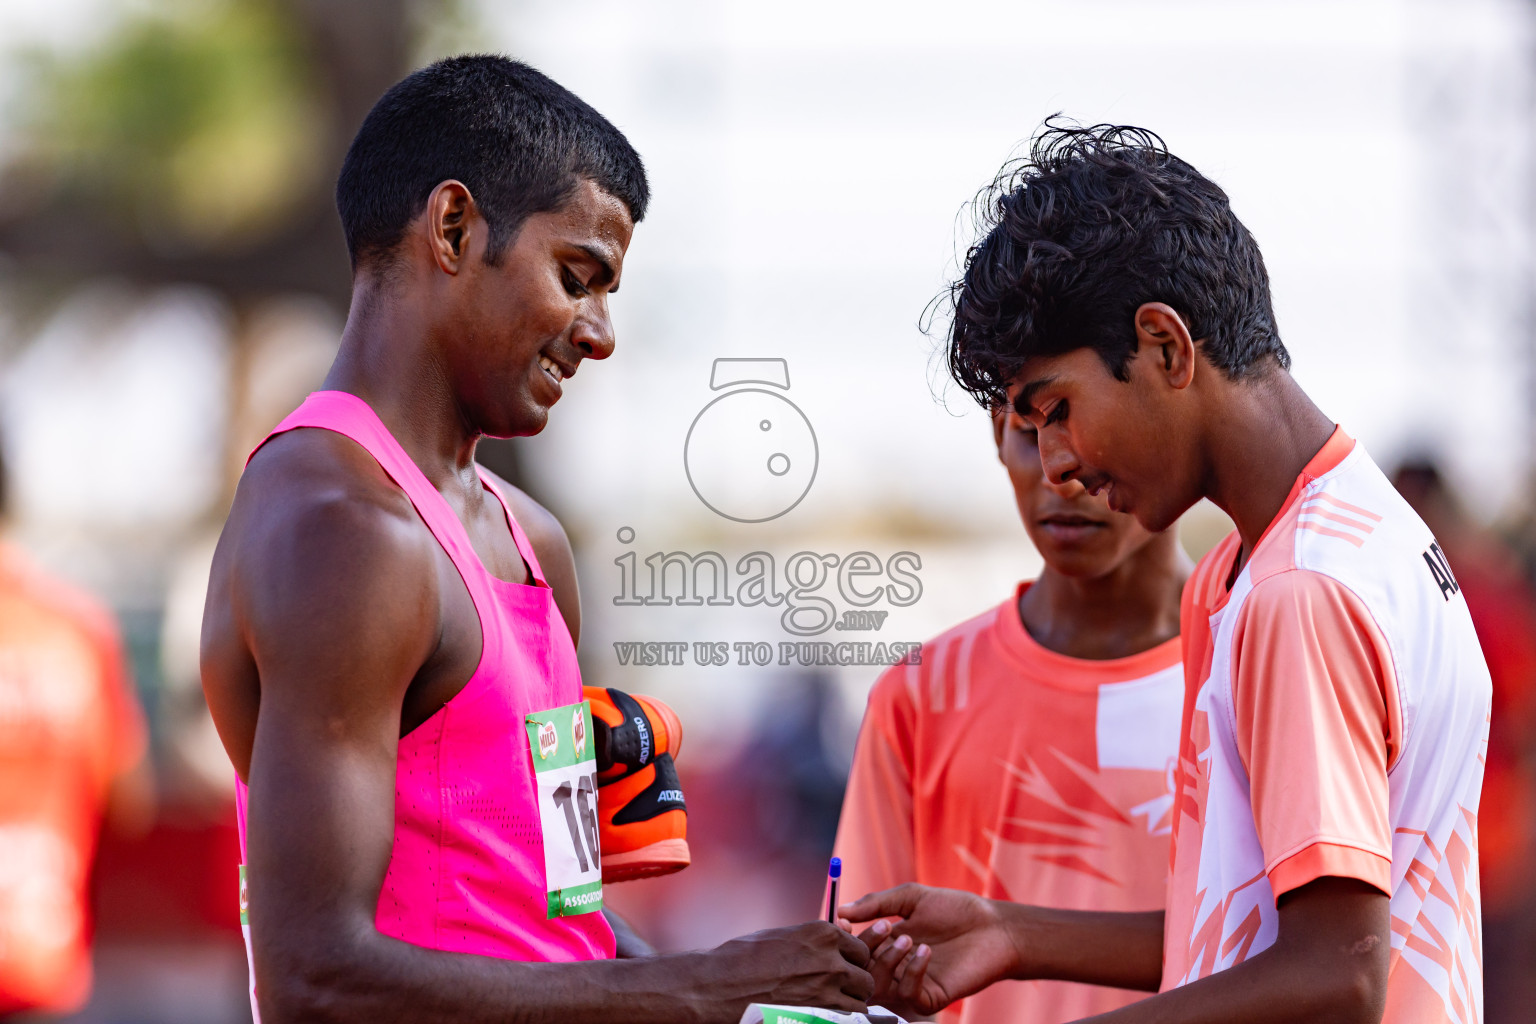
[829,857,841,879]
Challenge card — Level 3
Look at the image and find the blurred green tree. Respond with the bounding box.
[21,0,322,248]
[0,0,454,308]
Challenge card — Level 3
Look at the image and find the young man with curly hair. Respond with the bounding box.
[844,124,1490,1024]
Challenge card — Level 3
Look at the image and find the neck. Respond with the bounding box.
[323,276,481,490]
[1019,536,1189,661]
[1200,369,1335,564]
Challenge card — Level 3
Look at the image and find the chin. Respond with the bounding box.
[1044,550,1119,580]
[478,399,549,440]
[1132,498,1187,535]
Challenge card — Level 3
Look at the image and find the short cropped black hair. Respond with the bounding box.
[336,54,649,270]
[944,120,1286,409]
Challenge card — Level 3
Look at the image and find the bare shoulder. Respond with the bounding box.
[209,431,442,676]
[226,430,437,583]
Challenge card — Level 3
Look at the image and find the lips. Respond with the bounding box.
[1038,513,1103,528]
[534,351,577,403]
[538,352,576,383]
[1036,510,1107,547]
[1082,476,1127,513]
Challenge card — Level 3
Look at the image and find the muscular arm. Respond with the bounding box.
[206,452,871,1024]
[848,877,1386,1023]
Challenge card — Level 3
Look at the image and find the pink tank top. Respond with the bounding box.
[234,391,614,1008]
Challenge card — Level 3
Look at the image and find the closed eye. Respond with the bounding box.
[1043,400,1068,426]
[561,267,590,298]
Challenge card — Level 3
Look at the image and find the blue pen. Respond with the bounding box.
[825,856,841,922]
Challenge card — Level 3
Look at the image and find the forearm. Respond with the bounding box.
[1073,938,1379,1024]
[1071,879,1388,1024]
[261,929,721,1024]
[1005,906,1163,992]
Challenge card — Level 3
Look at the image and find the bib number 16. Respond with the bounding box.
[552,773,600,873]
[526,701,605,918]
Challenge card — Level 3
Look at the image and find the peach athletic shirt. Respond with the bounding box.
[1164,428,1490,1022]
[835,582,1182,1024]
[0,544,145,1015]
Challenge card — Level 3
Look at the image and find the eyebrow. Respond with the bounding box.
[576,243,619,293]
[1012,375,1059,416]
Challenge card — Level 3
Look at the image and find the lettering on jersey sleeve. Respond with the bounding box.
[1421,541,1460,601]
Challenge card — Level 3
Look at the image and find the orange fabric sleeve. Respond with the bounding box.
[834,666,917,905]
[1269,842,1391,898]
[1231,571,1399,898]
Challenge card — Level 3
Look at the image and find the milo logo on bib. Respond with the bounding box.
[537,720,559,760]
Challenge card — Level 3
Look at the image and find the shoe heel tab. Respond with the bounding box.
[634,693,683,759]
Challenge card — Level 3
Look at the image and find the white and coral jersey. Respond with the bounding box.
[1162,428,1491,1022]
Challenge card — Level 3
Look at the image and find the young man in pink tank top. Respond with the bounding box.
[200,56,873,1024]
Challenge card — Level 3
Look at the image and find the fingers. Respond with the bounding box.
[833,922,872,969]
[839,882,923,924]
[892,944,933,1010]
[856,918,891,957]
[866,931,913,997]
[841,959,875,1005]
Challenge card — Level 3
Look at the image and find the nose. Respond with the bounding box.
[1038,428,1080,488]
[571,296,616,361]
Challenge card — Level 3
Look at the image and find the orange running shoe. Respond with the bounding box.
[584,686,690,882]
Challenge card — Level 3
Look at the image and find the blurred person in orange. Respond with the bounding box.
[834,407,1190,1023]
[0,433,153,1018]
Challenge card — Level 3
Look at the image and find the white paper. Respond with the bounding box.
[739,1005,908,1024]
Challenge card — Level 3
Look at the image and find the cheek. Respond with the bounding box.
[1067,421,1111,471]
[488,270,572,338]
[1075,406,1141,474]
[1001,440,1045,483]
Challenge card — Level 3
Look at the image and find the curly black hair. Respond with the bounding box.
[944,120,1287,409]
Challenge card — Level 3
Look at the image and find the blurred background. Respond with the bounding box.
[1,0,1534,1020]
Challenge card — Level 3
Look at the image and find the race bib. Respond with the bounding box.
[526,700,604,918]
[740,1007,909,1024]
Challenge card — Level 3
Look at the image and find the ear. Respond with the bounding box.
[425,180,477,275]
[1133,302,1197,390]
